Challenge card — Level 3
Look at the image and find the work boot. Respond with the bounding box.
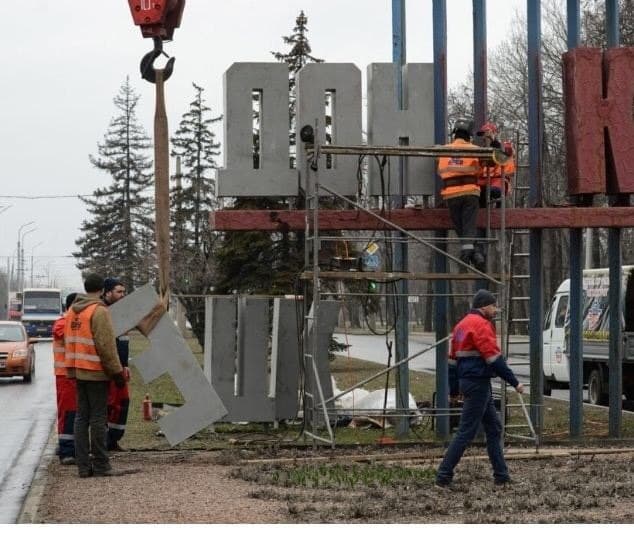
[434,478,452,489]
[109,442,128,452]
[60,456,76,465]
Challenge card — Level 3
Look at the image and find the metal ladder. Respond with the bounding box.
[500,134,538,447]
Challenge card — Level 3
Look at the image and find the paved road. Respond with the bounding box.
[333,331,580,402]
[0,342,56,523]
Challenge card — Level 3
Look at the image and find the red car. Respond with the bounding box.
[0,321,37,382]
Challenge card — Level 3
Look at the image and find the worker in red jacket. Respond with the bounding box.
[476,121,515,207]
[436,289,525,488]
[52,292,78,465]
[102,277,131,452]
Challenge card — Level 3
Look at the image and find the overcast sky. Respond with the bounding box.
[0,0,525,290]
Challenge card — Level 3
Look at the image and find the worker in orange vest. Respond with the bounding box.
[102,277,131,452]
[476,121,515,208]
[52,292,78,465]
[64,273,125,478]
[437,119,485,271]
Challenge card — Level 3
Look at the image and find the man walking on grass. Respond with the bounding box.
[436,289,525,488]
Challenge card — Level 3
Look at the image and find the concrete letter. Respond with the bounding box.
[217,63,297,196]
[367,63,435,196]
[563,47,634,195]
[297,63,362,196]
[110,285,227,446]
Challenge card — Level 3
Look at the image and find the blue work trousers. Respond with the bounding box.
[437,377,509,483]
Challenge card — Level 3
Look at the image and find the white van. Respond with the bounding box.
[543,266,634,405]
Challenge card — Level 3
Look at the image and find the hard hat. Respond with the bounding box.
[476,121,498,136]
[452,119,474,136]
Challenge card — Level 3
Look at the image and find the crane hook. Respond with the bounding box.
[140,38,175,83]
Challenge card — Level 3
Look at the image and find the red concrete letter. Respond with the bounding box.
[564,47,634,195]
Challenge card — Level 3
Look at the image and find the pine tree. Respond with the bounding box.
[271,10,324,168]
[170,83,222,345]
[74,77,155,289]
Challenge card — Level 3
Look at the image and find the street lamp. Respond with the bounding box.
[30,241,43,287]
[18,223,36,293]
[17,221,35,292]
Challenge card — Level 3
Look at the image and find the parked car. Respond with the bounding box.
[0,321,37,382]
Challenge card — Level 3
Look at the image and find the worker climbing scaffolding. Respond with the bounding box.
[437,119,487,272]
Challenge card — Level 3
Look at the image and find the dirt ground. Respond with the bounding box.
[35,444,634,524]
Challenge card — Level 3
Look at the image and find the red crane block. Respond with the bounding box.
[128,0,185,40]
[563,47,634,195]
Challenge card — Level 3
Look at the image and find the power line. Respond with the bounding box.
[0,194,97,199]
[0,254,75,258]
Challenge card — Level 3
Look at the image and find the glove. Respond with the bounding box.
[113,373,126,389]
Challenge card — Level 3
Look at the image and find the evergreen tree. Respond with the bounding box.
[271,10,324,168]
[74,77,154,289]
[170,83,222,345]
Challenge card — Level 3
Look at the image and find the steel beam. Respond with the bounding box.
[606,0,622,437]
[527,0,544,436]
[473,0,487,130]
[391,0,410,438]
[210,206,634,231]
[433,0,450,439]
[567,0,583,438]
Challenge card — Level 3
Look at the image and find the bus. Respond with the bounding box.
[21,288,63,338]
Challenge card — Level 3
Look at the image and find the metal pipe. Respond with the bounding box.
[391,0,410,438]
[320,335,451,406]
[527,0,544,437]
[606,0,622,437]
[473,0,487,129]
[567,0,583,439]
[433,0,450,440]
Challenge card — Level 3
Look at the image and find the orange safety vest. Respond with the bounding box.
[64,304,104,372]
[53,315,67,377]
[478,157,515,193]
[437,138,481,200]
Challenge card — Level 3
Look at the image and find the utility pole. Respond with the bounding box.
[30,242,43,287]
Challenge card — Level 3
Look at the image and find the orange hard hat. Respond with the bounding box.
[476,121,498,136]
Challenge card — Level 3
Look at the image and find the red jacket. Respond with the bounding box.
[52,315,67,377]
[448,309,519,394]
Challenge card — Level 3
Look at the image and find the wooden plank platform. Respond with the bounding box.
[210,207,634,231]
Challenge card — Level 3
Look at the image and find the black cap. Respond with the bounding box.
[452,119,474,137]
[472,289,496,309]
[103,277,123,293]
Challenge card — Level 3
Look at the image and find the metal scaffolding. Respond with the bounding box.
[300,138,538,448]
